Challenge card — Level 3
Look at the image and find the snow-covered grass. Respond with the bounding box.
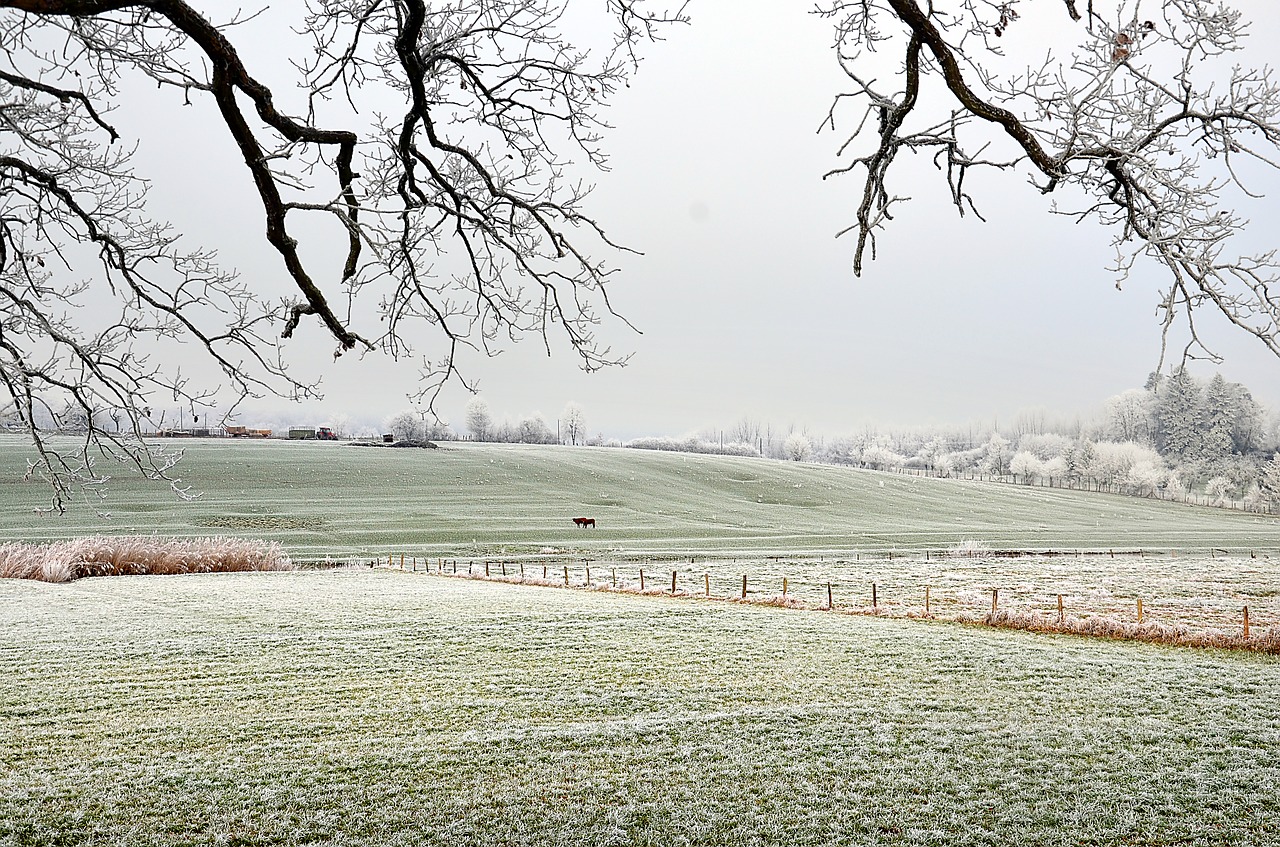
[2,570,1278,845]
[0,437,1276,562]
[0,536,291,582]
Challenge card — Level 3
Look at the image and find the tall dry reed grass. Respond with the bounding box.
[983,608,1280,654]
[0,536,293,583]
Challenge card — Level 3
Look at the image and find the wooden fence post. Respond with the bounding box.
[485,561,490,577]
[741,574,747,599]
[400,554,405,569]
[991,588,999,614]
[640,569,645,591]
[924,586,930,616]
[586,565,591,584]
[612,568,617,587]
[782,577,788,596]
[520,562,525,578]
[501,562,507,577]
[542,564,547,579]
[827,582,833,610]
[872,582,877,609]
[705,573,710,596]
[1137,598,1144,623]
[671,570,677,594]
[563,565,569,586]
[387,554,392,567]
[1057,594,1064,624]
[1244,606,1251,638]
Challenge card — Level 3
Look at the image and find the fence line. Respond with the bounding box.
[365,554,1279,654]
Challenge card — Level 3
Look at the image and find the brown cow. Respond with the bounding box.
[572,517,597,528]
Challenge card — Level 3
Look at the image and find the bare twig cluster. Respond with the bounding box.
[818,0,1280,368]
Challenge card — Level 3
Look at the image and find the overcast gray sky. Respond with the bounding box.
[144,1,1280,439]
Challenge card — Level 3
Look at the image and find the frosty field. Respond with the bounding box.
[2,569,1277,846]
[2,436,1277,560]
[4,436,1280,631]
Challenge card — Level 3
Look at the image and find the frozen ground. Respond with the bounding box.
[1,438,1276,561]
[421,549,1279,634]
[2,570,1278,845]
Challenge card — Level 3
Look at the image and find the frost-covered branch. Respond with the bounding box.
[818,0,1280,366]
[0,0,685,508]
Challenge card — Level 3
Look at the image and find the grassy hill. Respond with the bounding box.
[0,437,1276,559]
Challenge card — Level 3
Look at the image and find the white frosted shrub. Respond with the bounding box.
[1009,451,1043,482]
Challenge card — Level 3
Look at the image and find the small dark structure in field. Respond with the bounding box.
[572,517,596,528]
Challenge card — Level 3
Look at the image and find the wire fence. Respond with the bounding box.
[353,550,1280,654]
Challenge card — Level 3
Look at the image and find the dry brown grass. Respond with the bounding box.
[983,608,1280,653]
[0,536,293,583]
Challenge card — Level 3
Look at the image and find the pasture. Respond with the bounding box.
[4,436,1279,631]
[1,436,1277,559]
[2,569,1278,845]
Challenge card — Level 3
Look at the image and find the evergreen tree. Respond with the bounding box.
[1227,384,1265,455]
[1260,454,1280,505]
[1154,369,1205,462]
[1201,374,1236,459]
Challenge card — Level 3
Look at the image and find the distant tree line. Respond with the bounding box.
[379,399,597,446]
[626,369,1280,510]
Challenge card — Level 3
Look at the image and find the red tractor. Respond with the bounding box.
[316,427,339,440]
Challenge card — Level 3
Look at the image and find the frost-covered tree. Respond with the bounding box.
[1017,433,1071,462]
[862,442,907,471]
[562,402,586,446]
[1201,374,1238,459]
[980,433,1013,476]
[465,398,492,443]
[384,410,424,442]
[1042,456,1067,481]
[1061,440,1097,483]
[1124,460,1165,497]
[915,438,946,470]
[511,414,549,444]
[1205,476,1233,506]
[1153,369,1205,462]
[784,433,813,462]
[1092,441,1164,486]
[1104,389,1154,445]
[1009,451,1043,484]
[1260,454,1280,505]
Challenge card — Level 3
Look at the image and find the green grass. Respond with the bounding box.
[2,570,1278,846]
[2,437,1277,560]
[5,436,1279,630]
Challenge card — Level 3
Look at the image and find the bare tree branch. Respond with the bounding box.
[0,0,685,508]
[819,0,1280,368]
